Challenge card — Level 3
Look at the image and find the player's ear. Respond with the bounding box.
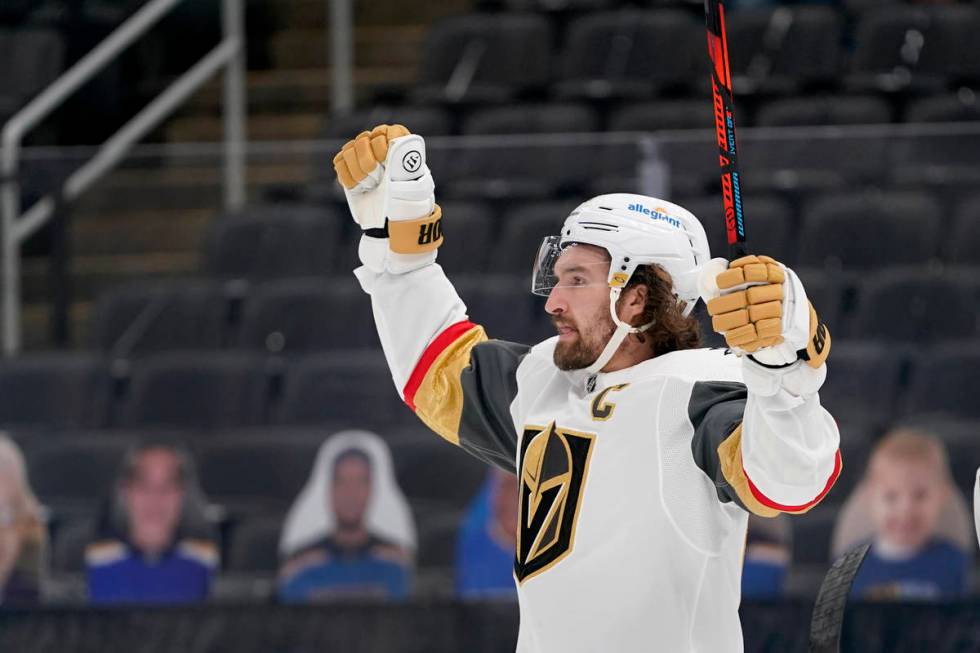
[619,283,648,326]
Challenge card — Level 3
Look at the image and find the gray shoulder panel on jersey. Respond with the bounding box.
[688,380,750,508]
[457,340,532,474]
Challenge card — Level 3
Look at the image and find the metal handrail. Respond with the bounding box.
[0,0,246,355]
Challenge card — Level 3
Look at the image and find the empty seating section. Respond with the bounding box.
[6,1,980,594]
[117,354,270,429]
[798,192,942,269]
[88,280,230,354]
[414,13,553,104]
[556,11,699,99]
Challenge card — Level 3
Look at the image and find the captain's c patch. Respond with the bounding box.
[514,422,596,584]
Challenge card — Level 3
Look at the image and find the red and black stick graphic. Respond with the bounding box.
[704,0,747,260]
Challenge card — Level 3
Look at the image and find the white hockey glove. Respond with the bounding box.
[333,124,441,275]
[703,255,832,396]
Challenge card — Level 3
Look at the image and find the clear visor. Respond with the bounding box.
[531,236,612,297]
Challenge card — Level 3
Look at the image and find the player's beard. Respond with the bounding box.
[551,308,616,371]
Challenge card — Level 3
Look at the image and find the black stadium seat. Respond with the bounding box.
[820,342,905,427]
[790,505,837,565]
[852,270,978,343]
[947,195,980,265]
[454,276,535,344]
[850,6,980,90]
[0,354,110,429]
[228,516,284,572]
[390,436,488,513]
[450,104,600,201]
[28,438,127,514]
[555,10,700,100]
[239,278,377,353]
[904,345,980,420]
[608,100,714,133]
[414,13,553,104]
[723,7,842,93]
[435,201,496,275]
[88,280,230,355]
[198,435,322,513]
[797,192,942,269]
[494,201,580,275]
[755,95,892,127]
[678,195,795,264]
[276,350,407,428]
[203,204,343,280]
[905,94,980,124]
[117,354,269,429]
[321,106,454,139]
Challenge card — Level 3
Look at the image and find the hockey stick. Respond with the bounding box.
[807,543,871,653]
[704,0,747,260]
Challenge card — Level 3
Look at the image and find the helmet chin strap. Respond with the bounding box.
[584,287,655,376]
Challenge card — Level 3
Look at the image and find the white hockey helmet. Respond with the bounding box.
[531,193,711,374]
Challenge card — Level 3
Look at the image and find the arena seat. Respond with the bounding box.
[117,353,270,429]
[434,201,496,275]
[947,195,980,265]
[755,95,892,127]
[904,344,980,420]
[390,436,490,513]
[449,104,599,201]
[608,100,714,132]
[28,437,127,514]
[198,435,323,513]
[790,505,837,565]
[454,276,535,344]
[203,204,343,280]
[905,94,980,124]
[321,106,454,139]
[88,280,231,355]
[413,13,553,104]
[51,518,95,574]
[493,200,580,275]
[555,10,700,100]
[849,5,980,90]
[415,508,464,572]
[678,195,796,264]
[277,350,407,428]
[723,6,842,93]
[851,270,978,343]
[0,354,111,429]
[239,278,377,353]
[820,341,906,428]
[797,192,942,269]
[228,516,284,572]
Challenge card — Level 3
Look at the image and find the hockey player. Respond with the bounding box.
[333,125,841,652]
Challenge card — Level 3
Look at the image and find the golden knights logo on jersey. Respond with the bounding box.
[515,422,596,583]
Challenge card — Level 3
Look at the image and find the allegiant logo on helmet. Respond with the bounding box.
[627,204,682,228]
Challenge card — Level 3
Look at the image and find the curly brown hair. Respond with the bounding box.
[623,264,702,357]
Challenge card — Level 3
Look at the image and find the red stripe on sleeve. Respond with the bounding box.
[403,320,478,411]
[744,449,842,513]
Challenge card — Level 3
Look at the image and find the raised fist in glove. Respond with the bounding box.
[333,124,442,274]
[705,255,830,369]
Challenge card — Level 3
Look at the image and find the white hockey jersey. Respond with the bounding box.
[355,263,841,653]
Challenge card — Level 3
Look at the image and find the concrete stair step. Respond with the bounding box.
[182,67,412,116]
[284,0,470,28]
[74,161,313,213]
[70,209,213,256]
[269,26,425,70]
[166,113,326,142]
[22,253,200,304]
[21,301,91,351]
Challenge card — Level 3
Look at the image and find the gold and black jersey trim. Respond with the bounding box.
[403,320,530,474]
